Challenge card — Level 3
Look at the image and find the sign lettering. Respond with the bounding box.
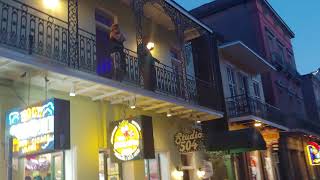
[174,128,204,153]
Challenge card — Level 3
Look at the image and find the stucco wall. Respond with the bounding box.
[14,0,182,68]
[0,78,206,180]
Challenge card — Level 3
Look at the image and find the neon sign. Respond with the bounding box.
[306,142,320,166]
[111,120,142,161]
[109,116,155,162]
[6,99,70,157]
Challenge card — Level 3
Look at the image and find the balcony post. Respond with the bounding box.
[173,14,189,101]
[68,0,79,68]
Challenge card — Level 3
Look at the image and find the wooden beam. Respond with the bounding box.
[76,84,100,94]
[171,109,193,116]
[156,106,184,113]
[137,99,159,106]
[143,102,171,111]
[92,90,123,101]
[111,95,141,104]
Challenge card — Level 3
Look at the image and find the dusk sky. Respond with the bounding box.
[176,0,320,74]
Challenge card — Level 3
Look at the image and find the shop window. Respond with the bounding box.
[99,151,121,180]
[21,152,64,180]
[145,152,169,180]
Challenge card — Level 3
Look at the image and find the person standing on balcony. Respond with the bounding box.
[110,23,126,82]
[138,37,160,91]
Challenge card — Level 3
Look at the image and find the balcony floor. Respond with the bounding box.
[229,115,289,131]
[0,46,223,121]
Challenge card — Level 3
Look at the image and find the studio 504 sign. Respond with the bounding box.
[174,128,204,153]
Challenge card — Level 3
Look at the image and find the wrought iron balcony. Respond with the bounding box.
[0,0,203,104]
[225,94,287,126]
[0,0,96,72]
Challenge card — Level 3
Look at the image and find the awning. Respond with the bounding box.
[219,41,276,74]
[205,128,267,153]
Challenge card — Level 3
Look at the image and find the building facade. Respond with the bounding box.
[218,40,284,180]
[301,69,320,124]
[0,0,226,180]
[191,0,320,179]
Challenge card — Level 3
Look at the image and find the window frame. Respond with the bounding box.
[253,81,262,99]
[226,66,237,98]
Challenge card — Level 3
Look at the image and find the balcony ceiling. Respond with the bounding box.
[0,56,222,122]
[219,41,276,74]
[229,116,289,131]
[144,2,175,30]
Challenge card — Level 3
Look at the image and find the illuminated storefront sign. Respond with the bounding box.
[6,99,70,157]
[111,120,142,161]
[306,142,320,166]
[174,128,204,153]
[109,116,155,162]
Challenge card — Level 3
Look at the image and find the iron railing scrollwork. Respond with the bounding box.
[226,94,286,126]
[0,0,69,65]
[122,49,198,102]
[0,0,203,104]
[0,0,96,71]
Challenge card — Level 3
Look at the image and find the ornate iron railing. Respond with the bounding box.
[122,49,198,102]
[0,0,96,71]
[0,0,201,103]
[226,94,287,126]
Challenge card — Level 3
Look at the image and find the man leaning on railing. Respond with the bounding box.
[110,23,126,82]
[138,37,160,91]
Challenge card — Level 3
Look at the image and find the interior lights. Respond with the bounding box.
[254,121,262,127]
[172,168,184,178]
[43,0,59,10]
[197,168,206,178]
[146,42,155,51]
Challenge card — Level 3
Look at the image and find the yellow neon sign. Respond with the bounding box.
[306,142,320,166]
[111,120,142,161]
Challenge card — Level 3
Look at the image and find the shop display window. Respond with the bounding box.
[145,152,169,180]
[23,152,64,180]
[99,151,121,180]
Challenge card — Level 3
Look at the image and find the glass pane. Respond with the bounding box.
[53,155,63,180]
[107,157,120,180]
[99,153,105,180]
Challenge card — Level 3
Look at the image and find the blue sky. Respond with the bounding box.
[176,0,320,74]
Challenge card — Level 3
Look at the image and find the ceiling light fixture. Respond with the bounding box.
[167,109,172,117]
[129,97,136,109]
[69,84,76,97]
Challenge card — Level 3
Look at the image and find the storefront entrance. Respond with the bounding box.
[19,152,64,180]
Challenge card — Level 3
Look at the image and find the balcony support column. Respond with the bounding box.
[172,14,189,101]
[68,0,79,68]
[133,0,190,100]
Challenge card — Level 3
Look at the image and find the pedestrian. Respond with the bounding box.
[109,23,126,82]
